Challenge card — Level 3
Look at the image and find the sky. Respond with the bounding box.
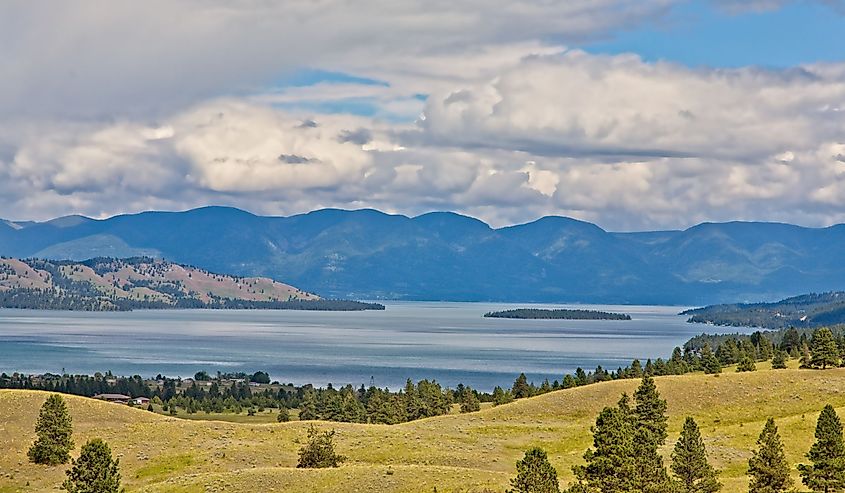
[1,0,844,231]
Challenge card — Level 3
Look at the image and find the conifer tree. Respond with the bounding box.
[510,447,561,493]
[811,328,840,369]
[801,342,813,368]
[493,386,514,406]
[298,390,319,420]
[28,394,74,465]
[573,403,636,493]
[771,350,788,370]
[700,344,722,374]
[513,373,531,399]
[460,387,481,413]
[748,418,793,493]
[62,438,123,493]
[799,404,845,492]
[737,356,757,372]
[277,406,290,422]
[671,417,720,493]
[632,376,671,493]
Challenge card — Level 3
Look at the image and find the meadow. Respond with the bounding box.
[2,360,843,492]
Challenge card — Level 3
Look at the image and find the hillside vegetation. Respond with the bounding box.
[3,363,845,492]
[684,291,845,329]
[0,257,349,311]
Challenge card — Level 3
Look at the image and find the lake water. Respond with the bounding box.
[0,302,748,391]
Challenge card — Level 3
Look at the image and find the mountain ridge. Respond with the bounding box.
[3,206,845,304]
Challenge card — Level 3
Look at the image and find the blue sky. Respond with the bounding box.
[587,1,844,68]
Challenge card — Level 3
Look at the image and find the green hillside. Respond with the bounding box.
[3,362,845,492]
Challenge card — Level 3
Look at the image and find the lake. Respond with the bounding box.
[0,302,748,391]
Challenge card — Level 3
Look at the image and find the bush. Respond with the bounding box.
[297,425,346,468]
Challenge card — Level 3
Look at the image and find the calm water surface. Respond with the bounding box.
[0,302,747,390]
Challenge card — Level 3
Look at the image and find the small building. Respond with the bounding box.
[93,393,131,404]
[130,397,150,405]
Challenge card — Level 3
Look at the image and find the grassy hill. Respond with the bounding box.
[2,363,844,492]
[0,257,318,310]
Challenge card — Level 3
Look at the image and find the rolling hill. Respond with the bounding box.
[0,257,334,311]
[3,206,845,304]
[1,363,843,492]
[683,291,845,329]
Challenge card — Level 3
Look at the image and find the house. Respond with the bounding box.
[130,397,150,405]
[93,394,131,404]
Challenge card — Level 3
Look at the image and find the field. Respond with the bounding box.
[2,362,844,492]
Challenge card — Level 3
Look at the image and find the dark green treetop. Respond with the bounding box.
[28,394,74,465]
[799,404,845,492]
[748,417,793,493]
[63,438,123,493]
[509,447,561,493]
[671,417,721,493]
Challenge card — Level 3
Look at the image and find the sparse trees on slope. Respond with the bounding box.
[799,404,845,492]
[811,328,840,369]
[62,438,123,493]
[671,417,721,493]
[28,394,74,465]
[509,447,561,493]
[748,417,793,493]
[297,425,345,468]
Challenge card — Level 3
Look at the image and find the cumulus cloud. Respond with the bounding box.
[2,1,845,231]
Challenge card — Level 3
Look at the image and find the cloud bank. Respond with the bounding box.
[1,1,844,230]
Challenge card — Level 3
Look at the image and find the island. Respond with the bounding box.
[681,291,845,329]
[0,256,384,312]
[483,308,631,320]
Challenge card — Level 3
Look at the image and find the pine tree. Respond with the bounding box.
[573,403,636,493]
[277,407,291,422]
[801,342,813,368]
[671,417,720,493]
[811,328,840,369]
[513,373,531,399]
[62,438,123,493]
[737,356,757,372]
[460,387,481,413]
[493,386,514,406]
[748,418,793,493]
[297,425,345,468]
[633,376,671,493]
[299,390,319,420]
[28,394,74,465]
[509,447,560,493]
[799,404,845,492]
[771,350,788,370]
[700,344,722,374]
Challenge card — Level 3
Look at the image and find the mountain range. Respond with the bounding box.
[3,206,845,304]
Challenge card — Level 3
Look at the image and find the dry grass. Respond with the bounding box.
[2,363,844,492]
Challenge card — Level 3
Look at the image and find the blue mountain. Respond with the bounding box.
[3,206,844,304]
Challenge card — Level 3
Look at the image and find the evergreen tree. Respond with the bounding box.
[62,438,123,493]
[771,350,788,370]
[493,386,514,406]
[671,417,720,493]
[297,425,345,468]
[299,390,319,420]
[700,344,722,374]
[277,406,290,422]
[748,418,793,493]
[573,403,636,493]
[28,394,74,465]
[811,328,840,369]
[632,376,671,493]
[799,404,845,492]
[460,387,481,413]
[737,356,757,372]
[801,342,813,369]
[780,327,801,354]
[513,373,531,399]
[509,447,560,493]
